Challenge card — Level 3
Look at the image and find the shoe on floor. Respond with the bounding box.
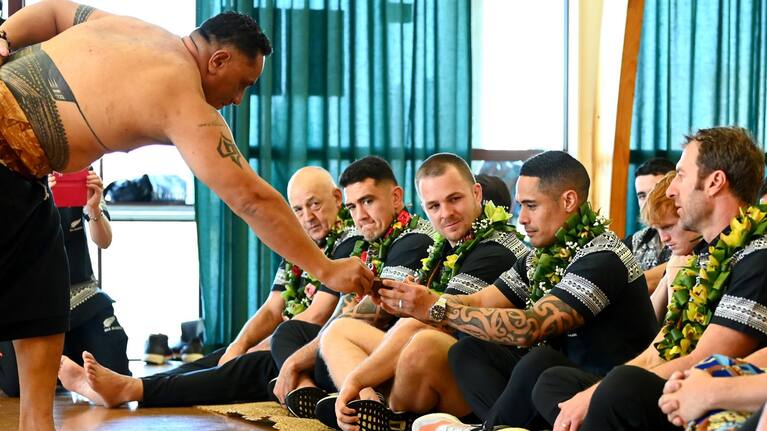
[266,377,279,403]
[285,386,328,418]
[180,337,204,363]
[143,333,172,365]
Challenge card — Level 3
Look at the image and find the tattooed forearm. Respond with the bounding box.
[444,295,585,347]
[322,293,392,330]
[216,134,243,169]
[73,5,96,25]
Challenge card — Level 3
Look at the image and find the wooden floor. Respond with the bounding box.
[0,360,274,430]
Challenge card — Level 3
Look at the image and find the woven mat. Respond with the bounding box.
[197,401,332,431]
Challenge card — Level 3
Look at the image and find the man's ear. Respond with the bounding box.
[561,189,579,213]
[392,185,404,209]
[208,50,232,74]
[332,188,343,207]
[704,170,727,198]
[473,182,483,207]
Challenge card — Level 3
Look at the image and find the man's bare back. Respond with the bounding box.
[1,15,204,172]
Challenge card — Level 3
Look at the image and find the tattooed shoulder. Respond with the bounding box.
[73,5,96,25]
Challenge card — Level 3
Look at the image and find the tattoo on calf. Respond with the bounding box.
[0,45,74,170]
[73,5,96,25]
[444,295,585,347]
[216,134,243,168]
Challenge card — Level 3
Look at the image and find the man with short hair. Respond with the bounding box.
[538,127,767,431]
[626,158,676,291]
[269,156,437,417]
[56,166,361,408]
[325,153,527,430]
[397,151,657,431]
[0,2,369,428]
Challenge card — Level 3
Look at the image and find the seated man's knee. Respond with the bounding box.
[319,317,369,355]
[589,365,649,412]
[397,330,446,374]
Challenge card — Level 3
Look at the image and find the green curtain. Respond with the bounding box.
[195,0,471,346]
[626,0,767,234]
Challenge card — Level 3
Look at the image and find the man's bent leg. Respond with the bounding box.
[447,336,527,421]
[14,333,64,431]
[388,329,468,416]
[271,320,322,369]
[582,365,675,431]
[531,365,601,426]
[320,318,385,388]
[484,346,575,429]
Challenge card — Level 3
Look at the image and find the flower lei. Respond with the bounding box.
[526,202,610,308]
[352,209,419,275]
[655,204,767,360]
[418,201,521,294]
[282,206,355,318]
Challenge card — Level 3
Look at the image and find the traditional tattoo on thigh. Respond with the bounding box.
[216,134,243,168]
[444,295,585,346]
[0,45,75,170]
[73,5,96,25]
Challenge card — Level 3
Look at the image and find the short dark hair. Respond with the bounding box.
[476,174,511,208]
[415,153,475,189]
[635,157,675,177]
[685,126,764,204]
[339,156,398,188]
[198,12,273,58]
[519,151,590,200]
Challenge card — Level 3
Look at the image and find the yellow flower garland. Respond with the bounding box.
[655,204,767,360]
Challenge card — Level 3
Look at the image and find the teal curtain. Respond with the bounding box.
[626,0,767,234]
[195,0,471,346]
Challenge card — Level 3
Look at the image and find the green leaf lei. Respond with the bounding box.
[526,202,610,308]
[418,201,522,294]
[351,209,420,275]
[655,204,767,360]
[282,206,355,318]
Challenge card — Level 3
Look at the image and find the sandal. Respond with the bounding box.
[285,386,328,418]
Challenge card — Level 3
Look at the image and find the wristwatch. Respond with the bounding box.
[428,296,448,322]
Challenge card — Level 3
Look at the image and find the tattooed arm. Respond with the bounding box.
[166,90,372,294]
[0,1,111,51]
[442,295,586,347]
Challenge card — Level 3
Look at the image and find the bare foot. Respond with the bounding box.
[83,351,142,408]
[359,387,380,402]
[58,356,107,405]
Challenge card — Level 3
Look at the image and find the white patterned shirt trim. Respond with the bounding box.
[499,268,530,303]
[446,273,490,295]
[380,265,417,282]
[558,272,610,315]
[714,294,767,336]
[394,218,439,243]
[336,226,364,250]
[731,235,767,266]
[480,230,529,259]
[273,267,287,287]
[571,231,643,283]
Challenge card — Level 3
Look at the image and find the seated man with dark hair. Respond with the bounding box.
[323,153,527,430]
[57,167,361,408]
[537,127,767,431]
[398,150,657,431]
[269,156,437,417]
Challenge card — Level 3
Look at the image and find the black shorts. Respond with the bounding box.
[0,163,69,341]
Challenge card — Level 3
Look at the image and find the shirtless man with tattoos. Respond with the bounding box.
[0,2,371,429]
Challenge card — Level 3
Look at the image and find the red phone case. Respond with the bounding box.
[52,170,88,208]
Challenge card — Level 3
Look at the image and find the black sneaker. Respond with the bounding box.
[315,393,341,430]
[180,337,204,363]
[285,386,328,418]
[143,334,172,365]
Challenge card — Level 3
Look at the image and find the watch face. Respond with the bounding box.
[430,304,445,321]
